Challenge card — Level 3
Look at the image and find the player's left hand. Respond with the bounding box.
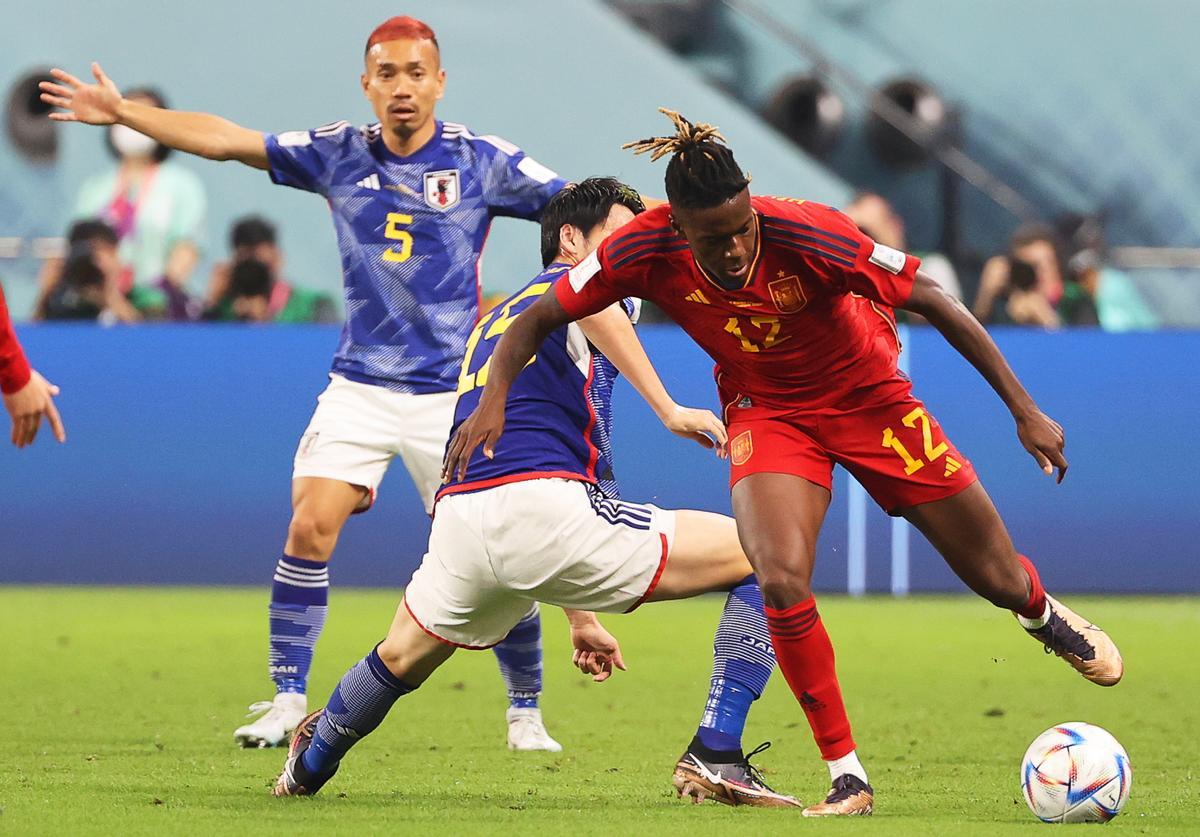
[1015,407,1067,483]
[442,393,506,483]
[661,404,728,458]
[569,618,627,683]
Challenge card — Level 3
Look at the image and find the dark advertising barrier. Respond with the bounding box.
[2,325,1196,593]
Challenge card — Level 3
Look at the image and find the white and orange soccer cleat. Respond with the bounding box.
[672,742,802,808]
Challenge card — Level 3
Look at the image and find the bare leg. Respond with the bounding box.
[899,480,1030,610]
[649,510,752,601]
[284,476,369,563]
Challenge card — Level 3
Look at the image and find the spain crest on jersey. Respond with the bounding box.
[424,169,461,210]
[768,274,807,313]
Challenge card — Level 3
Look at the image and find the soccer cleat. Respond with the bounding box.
[234,692,308,748]
[672,742,802,808]
[802,774,874,817]
[272,710,337,797]
[1023,594,1123,687]
[506,707,563,752]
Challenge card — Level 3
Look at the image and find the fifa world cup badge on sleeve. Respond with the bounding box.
[869,242,906,274]
[569,250,601,292]
[424,170,461,210]
[731,430,754,466]
[768,273,807,313]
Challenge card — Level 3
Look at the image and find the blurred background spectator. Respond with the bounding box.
[974,224,1064,328]
[33,220,137,323]
[71,86,206,319]
[204,216,336,323]
[844,192,961,323]
[1056,214,1159,331]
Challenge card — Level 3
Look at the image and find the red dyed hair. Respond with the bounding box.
[364,16,439,55]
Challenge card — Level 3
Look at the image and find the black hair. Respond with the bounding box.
[104,86,172,162]
[539,177,645,267]
[230,215,277,250]
[229,258,274,299]
[623,108,750,209]
[67,218,118,247]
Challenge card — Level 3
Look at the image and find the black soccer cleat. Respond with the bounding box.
[1022,594,1123,686]
[272,709,338,797]
[672,740,802,808]
[802,773,874,817]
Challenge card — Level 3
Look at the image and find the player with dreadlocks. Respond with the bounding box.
[445,109,1123,816]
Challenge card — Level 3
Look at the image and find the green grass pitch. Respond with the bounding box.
[1,588,1195,834]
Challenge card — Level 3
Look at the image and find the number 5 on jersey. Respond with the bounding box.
[383,212,413,263]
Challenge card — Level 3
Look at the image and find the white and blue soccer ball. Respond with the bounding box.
[1021,722,1132,823]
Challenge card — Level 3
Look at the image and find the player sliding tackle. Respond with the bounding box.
[444,110,1124,817]
[41,17,573,751]
[273,178,800,807]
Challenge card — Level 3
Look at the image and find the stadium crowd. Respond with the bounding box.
[18,85,1157,331]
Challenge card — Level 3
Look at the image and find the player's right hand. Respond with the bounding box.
[442,394,506,483]
[3,370,66,448]
[1015,407,1067,483]
[661,404,728,458]
[39,63,122,125]
[569,619,627,683]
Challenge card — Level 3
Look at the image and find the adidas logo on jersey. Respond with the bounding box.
[355,174,381,190]
[944,456,963,477]
[685,289,710,305]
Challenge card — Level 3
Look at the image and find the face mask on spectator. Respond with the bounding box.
[110,124,158,158]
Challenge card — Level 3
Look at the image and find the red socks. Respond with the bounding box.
[1015,554,1047,619]
[764,596,855,760]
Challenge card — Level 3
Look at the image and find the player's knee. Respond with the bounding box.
[285,512,340,561]
[742,539,814,608]
[375,637,416,680]
[755,563,813,609]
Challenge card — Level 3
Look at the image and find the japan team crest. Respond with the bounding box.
[768,273,807,313]
[424,169,461,210]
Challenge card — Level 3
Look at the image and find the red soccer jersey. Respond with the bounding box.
[0,283,32,395]
[555,196,920,414]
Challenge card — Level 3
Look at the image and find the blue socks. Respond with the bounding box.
[303,646,414,775]
[696,575,775,754]
[269,554,329,694]
[492,606,543,709]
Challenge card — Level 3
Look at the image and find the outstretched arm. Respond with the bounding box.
[902,271,1067,481]
[442,292,572,482]
[40,63,268,169]
[578,303,726,455]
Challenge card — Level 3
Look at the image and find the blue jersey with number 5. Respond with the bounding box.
[437,264,637,503]
[264,120,568,393]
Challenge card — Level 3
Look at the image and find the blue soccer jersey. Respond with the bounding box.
[437,263,636,502]
[264,119,568,394]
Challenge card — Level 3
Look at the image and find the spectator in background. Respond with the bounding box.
[205,216,336,323]
[34,220,139,323]
[974,223,1064,327]
[72,87,206,319]
[1056,214,1159,331]
[844,191,963,303]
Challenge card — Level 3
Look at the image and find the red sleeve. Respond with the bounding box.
[553,235,645,320]
[789,202,921,307]
[0,284,32,395]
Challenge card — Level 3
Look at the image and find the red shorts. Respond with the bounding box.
[726,393,976,514]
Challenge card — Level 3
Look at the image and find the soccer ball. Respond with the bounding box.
[1021,722,1132,823]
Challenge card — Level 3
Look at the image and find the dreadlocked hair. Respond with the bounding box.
[622,108,751,209]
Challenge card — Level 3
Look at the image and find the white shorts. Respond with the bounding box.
[404,478,676,648]
[292,374,457,514]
